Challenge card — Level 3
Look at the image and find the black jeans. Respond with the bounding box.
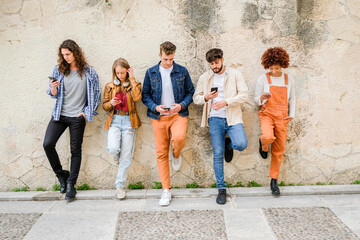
[43,116,86,184]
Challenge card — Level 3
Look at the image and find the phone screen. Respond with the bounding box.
[211,87,218,92]
[48,77,57,82]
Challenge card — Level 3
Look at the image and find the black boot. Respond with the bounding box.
[259,139,268,159]
[65,182,76,200]
[56,170,70,193]
[224,138,234,163]
[216,189,227,205]
[270,178,280,197]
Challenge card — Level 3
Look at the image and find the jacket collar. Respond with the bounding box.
[151,61,180,74]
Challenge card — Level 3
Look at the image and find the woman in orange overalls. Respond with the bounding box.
[254,47,296,197]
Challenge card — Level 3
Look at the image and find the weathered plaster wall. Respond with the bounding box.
[1,0,359,190]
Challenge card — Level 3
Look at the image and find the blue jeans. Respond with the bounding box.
[209,117,248,189]
[107,115,136,188]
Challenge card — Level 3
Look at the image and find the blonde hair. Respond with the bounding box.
[112,58,130,93]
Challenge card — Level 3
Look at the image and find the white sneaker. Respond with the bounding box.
[172,152,182,171]
[115,188,126,199]
[159,189,171,206]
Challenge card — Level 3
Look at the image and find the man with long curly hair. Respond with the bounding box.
[43,39,100,200]
[254,47,296,197]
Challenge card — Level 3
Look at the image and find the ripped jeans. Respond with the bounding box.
[107,115,136,188]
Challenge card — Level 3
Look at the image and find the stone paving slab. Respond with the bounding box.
[73,189,115,200]
[143,197,231,212]
[114,210,227,240]
[33,192,63,201]
[233,195,326,209]
[0,201,58,213]
[0,191,39,201]
[223,209,275,240]
[24,212,117,240]
[311,185,360,195]
[49,199,145,213]
[318,194,360,207]
[263,207,359,240]
[171,188,219,198]
[330,207,360,238]
[145,189,164,199]
[0,213,41,240]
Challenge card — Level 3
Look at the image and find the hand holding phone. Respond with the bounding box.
[211,87,218,93]
[49,76,60,90]
[163,107,171,111]
[48,76,57,82]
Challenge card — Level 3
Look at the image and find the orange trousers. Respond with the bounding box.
[151,114,188,189]
[259,108,289,179]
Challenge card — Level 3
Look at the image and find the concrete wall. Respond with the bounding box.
[1,0,359,190]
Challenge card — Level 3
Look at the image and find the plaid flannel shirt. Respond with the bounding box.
[46,65,101,122]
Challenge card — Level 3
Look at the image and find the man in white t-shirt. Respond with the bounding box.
[193,48,249,205]
[142,41,195,206]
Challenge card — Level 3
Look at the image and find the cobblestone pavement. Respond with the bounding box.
[114,210,227,240]
[263,207,359,240]
[0,213,41,240]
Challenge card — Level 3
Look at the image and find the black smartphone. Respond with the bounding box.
[163,107,171,111]
[48,76,57,82]
[211,87,218,92]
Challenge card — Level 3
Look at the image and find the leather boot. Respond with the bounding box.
[216,189,227,205]
[65,182,76,200]
[259,139,268,159]
[270,178,280,197]
[56,170,70,193]
[224,138,234,163]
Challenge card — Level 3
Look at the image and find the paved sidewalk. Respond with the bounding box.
[0,185,359,240]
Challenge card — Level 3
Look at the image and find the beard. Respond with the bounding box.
[212,64,223,74]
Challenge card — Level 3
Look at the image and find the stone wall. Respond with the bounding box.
[1,0,359,190]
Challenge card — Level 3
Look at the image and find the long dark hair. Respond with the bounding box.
[58,39,88,76]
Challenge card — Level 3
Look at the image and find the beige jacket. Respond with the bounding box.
[193,67,248,127]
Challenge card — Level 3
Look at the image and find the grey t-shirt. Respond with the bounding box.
[61,70,87,117]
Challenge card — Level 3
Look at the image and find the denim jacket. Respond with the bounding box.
[142,61,195,120]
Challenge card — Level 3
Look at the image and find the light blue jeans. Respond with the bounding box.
[209,117,248,189]
[107,115,136,189]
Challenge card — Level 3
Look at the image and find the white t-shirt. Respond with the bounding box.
[254,73,296,118]
[210,71,227,118]
[159,65,175,115]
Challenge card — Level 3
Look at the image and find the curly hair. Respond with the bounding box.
[261,47,289,69]
[58,39,88,76]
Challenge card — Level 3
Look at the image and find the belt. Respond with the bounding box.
[114,109,129,116]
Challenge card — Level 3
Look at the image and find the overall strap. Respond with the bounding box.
[266,73,272,84]
[284,73,288,86]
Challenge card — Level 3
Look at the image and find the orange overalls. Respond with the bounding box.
[258,73,290,179]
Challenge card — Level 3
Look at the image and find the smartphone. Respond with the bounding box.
[211,87,218,92]
[163,107,171,111]
[48,76,57,82]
